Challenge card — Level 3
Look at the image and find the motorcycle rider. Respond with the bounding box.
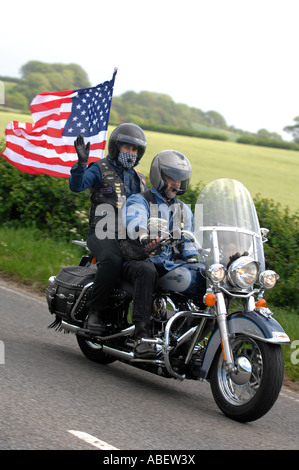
[69,123,147,332]
[122,150,197,358]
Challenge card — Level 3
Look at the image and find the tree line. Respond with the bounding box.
[1,60,299,146]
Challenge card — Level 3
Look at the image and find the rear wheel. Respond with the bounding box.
[210,335,284,422]
[76,336,117,364]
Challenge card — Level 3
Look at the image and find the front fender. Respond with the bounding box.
[198,310,290,381]
[227,310,290,344]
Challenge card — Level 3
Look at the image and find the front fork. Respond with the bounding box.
[216,292,236,373]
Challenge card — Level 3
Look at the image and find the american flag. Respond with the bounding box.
[0,69,117,177]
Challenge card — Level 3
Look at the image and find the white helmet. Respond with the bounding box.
[150,150,192,196]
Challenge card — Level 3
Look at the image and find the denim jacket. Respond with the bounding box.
[123,187,197,271]
[69,157,145,198]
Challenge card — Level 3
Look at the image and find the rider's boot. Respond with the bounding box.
[86,308,105,334]
[134,321,156,359]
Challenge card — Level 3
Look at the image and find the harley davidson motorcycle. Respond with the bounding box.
[46,178,290,422]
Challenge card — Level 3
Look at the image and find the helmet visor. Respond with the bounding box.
[161,164,191,183]
[116,133,147,149]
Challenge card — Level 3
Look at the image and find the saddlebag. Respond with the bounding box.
[46,265,96,321]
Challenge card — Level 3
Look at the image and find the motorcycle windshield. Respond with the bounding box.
[194,178,265,270]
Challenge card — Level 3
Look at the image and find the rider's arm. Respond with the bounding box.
[69,162,101,192]
[123,194,150,240]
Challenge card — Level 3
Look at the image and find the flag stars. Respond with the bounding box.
[63,82,115,137]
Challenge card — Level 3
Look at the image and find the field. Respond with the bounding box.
[135,130,299,213]
[1,111,298,212]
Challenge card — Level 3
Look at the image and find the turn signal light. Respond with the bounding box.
[204,293,217,306]
[256,298,267,308]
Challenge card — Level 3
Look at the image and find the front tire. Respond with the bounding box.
[210,335,284,422]
[76,336,117,364]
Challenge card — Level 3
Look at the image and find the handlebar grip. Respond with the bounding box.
[146,237,174,254]
[146,241,164,254]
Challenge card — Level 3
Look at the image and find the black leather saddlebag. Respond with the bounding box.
[46,265,96,321]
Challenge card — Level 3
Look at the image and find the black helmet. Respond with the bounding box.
[108,123,147,163]
[150,150,192,196]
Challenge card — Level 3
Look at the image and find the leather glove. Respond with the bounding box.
[74,134,90,166]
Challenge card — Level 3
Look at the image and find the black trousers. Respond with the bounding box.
[123,259,159,324]
[86,232,123,312]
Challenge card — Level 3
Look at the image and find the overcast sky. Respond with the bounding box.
[1,0,298,139]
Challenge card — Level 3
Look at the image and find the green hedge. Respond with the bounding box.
[254,195,299,307]
[0,152,91,240]
[236,135,299,151]
[110,121,229,141]
[0,144,298,308]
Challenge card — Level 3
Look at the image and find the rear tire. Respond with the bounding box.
[210,335,284,422]
[76,336,117,364]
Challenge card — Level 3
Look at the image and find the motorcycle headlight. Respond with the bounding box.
[227,256,259,289]
[207,264,226,283]
[259,270,280,289]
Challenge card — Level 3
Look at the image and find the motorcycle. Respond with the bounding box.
[46,178,290,422]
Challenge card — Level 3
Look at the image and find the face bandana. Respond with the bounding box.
[118,152,137,169]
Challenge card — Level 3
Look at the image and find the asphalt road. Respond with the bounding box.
[0,280,298,451]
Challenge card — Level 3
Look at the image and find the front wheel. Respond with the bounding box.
[210,335,284,422]
[76,336,117,364]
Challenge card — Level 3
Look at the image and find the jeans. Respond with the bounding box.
[86,232,123,312]
[123,259,159,324]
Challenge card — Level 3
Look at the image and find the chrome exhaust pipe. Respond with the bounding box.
[61,321,135,340]
[60,321,162,364]
[102,345,135,361]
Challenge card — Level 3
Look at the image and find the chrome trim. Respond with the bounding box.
[198,226,260,237]
[70,282,94,321]
[163,311,214,380]
[102,345,134,361]
[219,286,260,298]
[184,318,206,364]
[61,321,135,340]
[216,292,235,371]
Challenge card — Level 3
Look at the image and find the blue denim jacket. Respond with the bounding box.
[69,158,145,198]
[123,187,197,270]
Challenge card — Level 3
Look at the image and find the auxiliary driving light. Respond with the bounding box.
[207,264,226,283]
[259,270,280,289]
